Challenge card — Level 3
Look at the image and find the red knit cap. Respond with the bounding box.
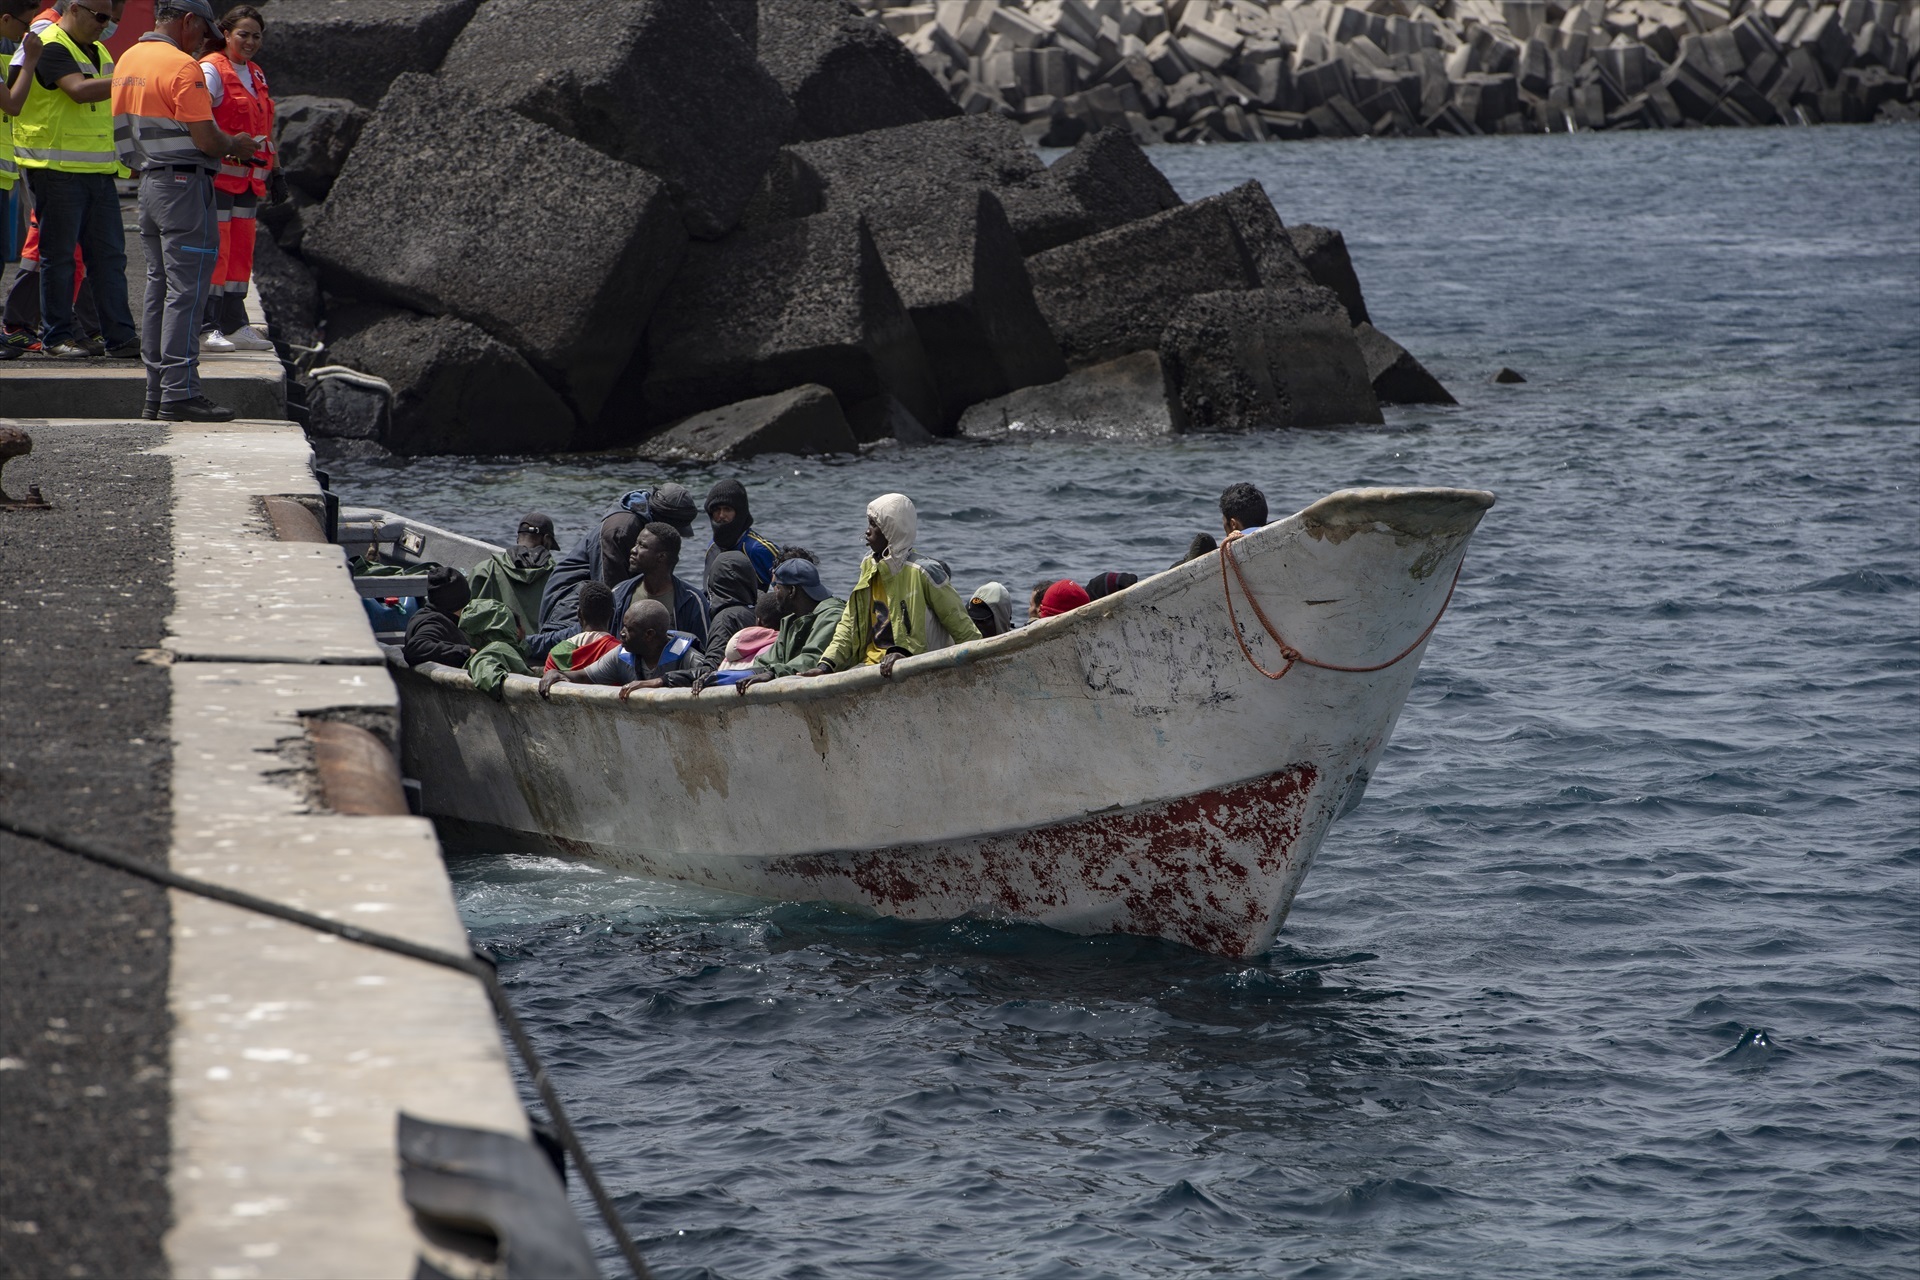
[1037,580,1092,618]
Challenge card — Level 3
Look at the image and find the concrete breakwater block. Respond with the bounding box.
[1216,181,1318,291]
[324,307,578,456]
[958,350,1186,441]
[1026,190,1275,367]
[304,74,687,422]
[773,114,1095,256]
[636,385,859,460]
[642,211,941,437]
[1287,224,1370,326]
[1160,287,1383,431]
[1354,322,1455,406]
[255,0,478,105]
[272,96,368,201]
[439,0,794,239]
[757,0,961,139]
[885,189,1064,427]
[1046,126,1184,233]
[252,232,322,351]
[902,0,1919,138]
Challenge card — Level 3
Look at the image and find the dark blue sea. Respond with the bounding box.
[325,125,1920,1278]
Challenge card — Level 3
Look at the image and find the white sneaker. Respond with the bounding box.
[202,330,237,354]
[225,326,275,352]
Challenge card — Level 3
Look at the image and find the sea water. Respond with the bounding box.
[324,125,1920,1278]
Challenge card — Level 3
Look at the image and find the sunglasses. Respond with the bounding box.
[71,5,112,20]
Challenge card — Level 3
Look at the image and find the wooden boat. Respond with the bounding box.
[366,486,1494,957]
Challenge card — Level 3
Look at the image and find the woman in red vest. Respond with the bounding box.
[199,3,273,353]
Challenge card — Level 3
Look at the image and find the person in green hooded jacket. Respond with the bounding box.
[458,598,531,699]
[726,549,845,695]
[803,493,979,681]
[466,511,559,642]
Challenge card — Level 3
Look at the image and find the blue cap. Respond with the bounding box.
[772,558,827,598]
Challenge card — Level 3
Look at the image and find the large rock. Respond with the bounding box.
[1214,181,1318,291]
[251,232,322,350]
[1024,195,1255,367]
[957,350,1186,441]
[325,306,578,456]
[1354,322,1456,405]
[868,189,1063,427]
[1287,224,1371,325]
[1047,126,1183,233]
[756,0,960,140]
[272,96,367,200]
[636,385,858,460]
[438,0,794,238]
[642,211,940,437]
[1159,287,1383,431]
[770,114,1095,255]
[304,74,687,421]
[256,0,478,105]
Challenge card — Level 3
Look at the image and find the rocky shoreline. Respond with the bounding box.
[893,0,1920,140]
[240,0,1895,460]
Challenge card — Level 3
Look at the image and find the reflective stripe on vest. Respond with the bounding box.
[204,53,273,195]
[12,25,117,173]
[112,114,208,169]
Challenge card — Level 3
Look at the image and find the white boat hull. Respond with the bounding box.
[399,487,1493,957]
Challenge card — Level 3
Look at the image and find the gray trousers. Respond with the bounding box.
[139,167,218,404]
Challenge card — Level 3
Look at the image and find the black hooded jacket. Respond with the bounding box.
[699,550,761,671]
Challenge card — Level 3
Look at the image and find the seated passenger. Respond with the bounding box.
[704,479,780,592]
[529,483,697,651]
[967,581,1013,637]
[458,599,531,699]
[730,551,846,694]
[1220,482,1268,536]
[700,615,779,690]
[1174,532,1217,567]
[803,494,980,681]
[527,511,645,662]
[611,522,711,650]
[467,510,560,642]
[699,550,761,673]
[402,566,475,668]
[538,599,699,700]
[542,581,621,674]
[1036,579,1092,618]
[1084,571,1138,600]
[1029,580,1057,625]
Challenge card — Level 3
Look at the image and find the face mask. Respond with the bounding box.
[102,21,116,38]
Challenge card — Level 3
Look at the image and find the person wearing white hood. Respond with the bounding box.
[803,493,980,680]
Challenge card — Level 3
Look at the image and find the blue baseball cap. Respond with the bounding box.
[772,557,828,598]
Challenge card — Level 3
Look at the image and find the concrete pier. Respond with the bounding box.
[0,331,560,1275]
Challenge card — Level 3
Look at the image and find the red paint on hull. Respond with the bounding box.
[771,765,1321,956]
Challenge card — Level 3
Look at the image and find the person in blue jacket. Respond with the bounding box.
[528,483,699,661]
[612,521,709,651]
[536,600,698,700]
[703,479,779,592]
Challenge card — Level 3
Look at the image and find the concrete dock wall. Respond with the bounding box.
[1,332,552,1274]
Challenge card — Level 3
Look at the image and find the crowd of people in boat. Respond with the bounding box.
[390,479,1272,700]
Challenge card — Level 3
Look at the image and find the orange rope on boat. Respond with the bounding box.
[1218,530,1465,681]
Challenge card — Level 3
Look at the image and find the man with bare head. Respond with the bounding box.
[537,598,701,701]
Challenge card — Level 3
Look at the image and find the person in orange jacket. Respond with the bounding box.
[196,3,271,352]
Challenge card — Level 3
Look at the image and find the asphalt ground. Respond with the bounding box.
[0,424,174,1278]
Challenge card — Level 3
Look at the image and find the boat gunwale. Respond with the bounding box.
[397,485,1496,713]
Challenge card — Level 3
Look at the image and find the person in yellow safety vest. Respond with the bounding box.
[0,0,45,352]
[9,0,137,359]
